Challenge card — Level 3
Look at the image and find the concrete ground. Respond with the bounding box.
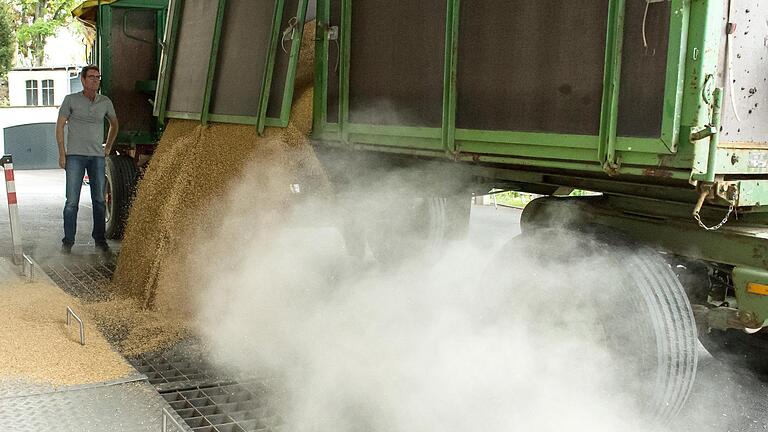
[0,171,167,432]
[0,169,766,431]
[0,169,120,258]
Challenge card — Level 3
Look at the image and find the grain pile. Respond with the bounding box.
[84,298,189,358]
[102,22,327,356]
[0,281,135,387]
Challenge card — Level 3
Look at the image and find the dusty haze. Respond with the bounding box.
[187,166,675,432]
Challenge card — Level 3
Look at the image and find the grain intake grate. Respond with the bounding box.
[160,382,285,432]
[39,255,116,301]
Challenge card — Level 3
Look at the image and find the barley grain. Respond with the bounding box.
[105,22,325,357]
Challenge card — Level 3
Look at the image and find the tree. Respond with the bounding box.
[0,2,14,76]
[10,0,78,66]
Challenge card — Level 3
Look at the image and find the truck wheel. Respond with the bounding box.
[367,194,470,265]
[493,227,697,423]
[105,154,138,239]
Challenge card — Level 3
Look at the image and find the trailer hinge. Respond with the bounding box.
[327,25,339,41]
[316,24,340,73]
[602,158,621,177]
[449,149,461,162]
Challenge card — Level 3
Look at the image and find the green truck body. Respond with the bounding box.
[81,0,768,333]
[79,0,768,418]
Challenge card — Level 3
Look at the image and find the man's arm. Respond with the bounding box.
[56,116,68,169]
[104,115,119,156]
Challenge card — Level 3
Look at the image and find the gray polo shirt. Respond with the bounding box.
[58,92,117,157]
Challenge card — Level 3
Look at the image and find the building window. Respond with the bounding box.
[25,80,39,106]
[41,79,54,106]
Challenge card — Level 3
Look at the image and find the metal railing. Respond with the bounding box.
[66,306,85,345]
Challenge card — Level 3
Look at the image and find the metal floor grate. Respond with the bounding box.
[40,255,116,301]
[161,382,285,432]
[130,349,231,393]
[39,254,286,432]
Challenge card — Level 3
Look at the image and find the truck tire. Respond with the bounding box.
[366,194,470,265]
[493,227,697,423]
[315,150,473,262]
[105,154,138,239]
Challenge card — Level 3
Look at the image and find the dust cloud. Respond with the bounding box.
[185,161,723,432]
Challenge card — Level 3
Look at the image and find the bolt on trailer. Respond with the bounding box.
[73,0,169,239]
[90,0,767,422]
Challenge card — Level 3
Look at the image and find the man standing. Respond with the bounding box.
[56,65,119,254]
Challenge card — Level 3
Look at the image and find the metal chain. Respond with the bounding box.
[694,189,738,231]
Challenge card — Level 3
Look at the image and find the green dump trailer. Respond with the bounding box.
[73,0,168,237]
[80,0,768,421]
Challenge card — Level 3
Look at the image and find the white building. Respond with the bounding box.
[7,66,83,107]
[0,24,88,167]
[1,66,84,166]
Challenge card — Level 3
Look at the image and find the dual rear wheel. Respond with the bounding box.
[493,225,698,422]
[104,154,138,239]
[356,191,697,422]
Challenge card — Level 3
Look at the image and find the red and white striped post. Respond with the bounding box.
[1,155,23,265]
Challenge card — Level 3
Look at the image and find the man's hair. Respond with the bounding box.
[80,65,100,79]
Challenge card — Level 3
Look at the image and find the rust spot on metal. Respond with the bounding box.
[690,74,699,90]
[658,155,676,167]
[643,168,674,177]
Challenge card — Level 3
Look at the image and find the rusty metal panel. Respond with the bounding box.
[110,8,157,133]
[210,0,276,117]
[166,0,217,114]
[717,1,768,145]
[455,0,609,135]
[266,0,301,119]
[348,0,446,127]
[616,0,670,138]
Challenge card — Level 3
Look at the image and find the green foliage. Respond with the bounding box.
[490,189,600,208]
[491,191,536,208]
[9,0,78,66]
[0,2,13,75]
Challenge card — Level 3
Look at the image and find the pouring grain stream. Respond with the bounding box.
[99,23,325,356]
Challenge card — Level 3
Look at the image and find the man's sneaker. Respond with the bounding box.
[95,242,110,254]
[61,243,73,254]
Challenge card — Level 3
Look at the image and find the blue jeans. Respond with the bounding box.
[63,155,106,245]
